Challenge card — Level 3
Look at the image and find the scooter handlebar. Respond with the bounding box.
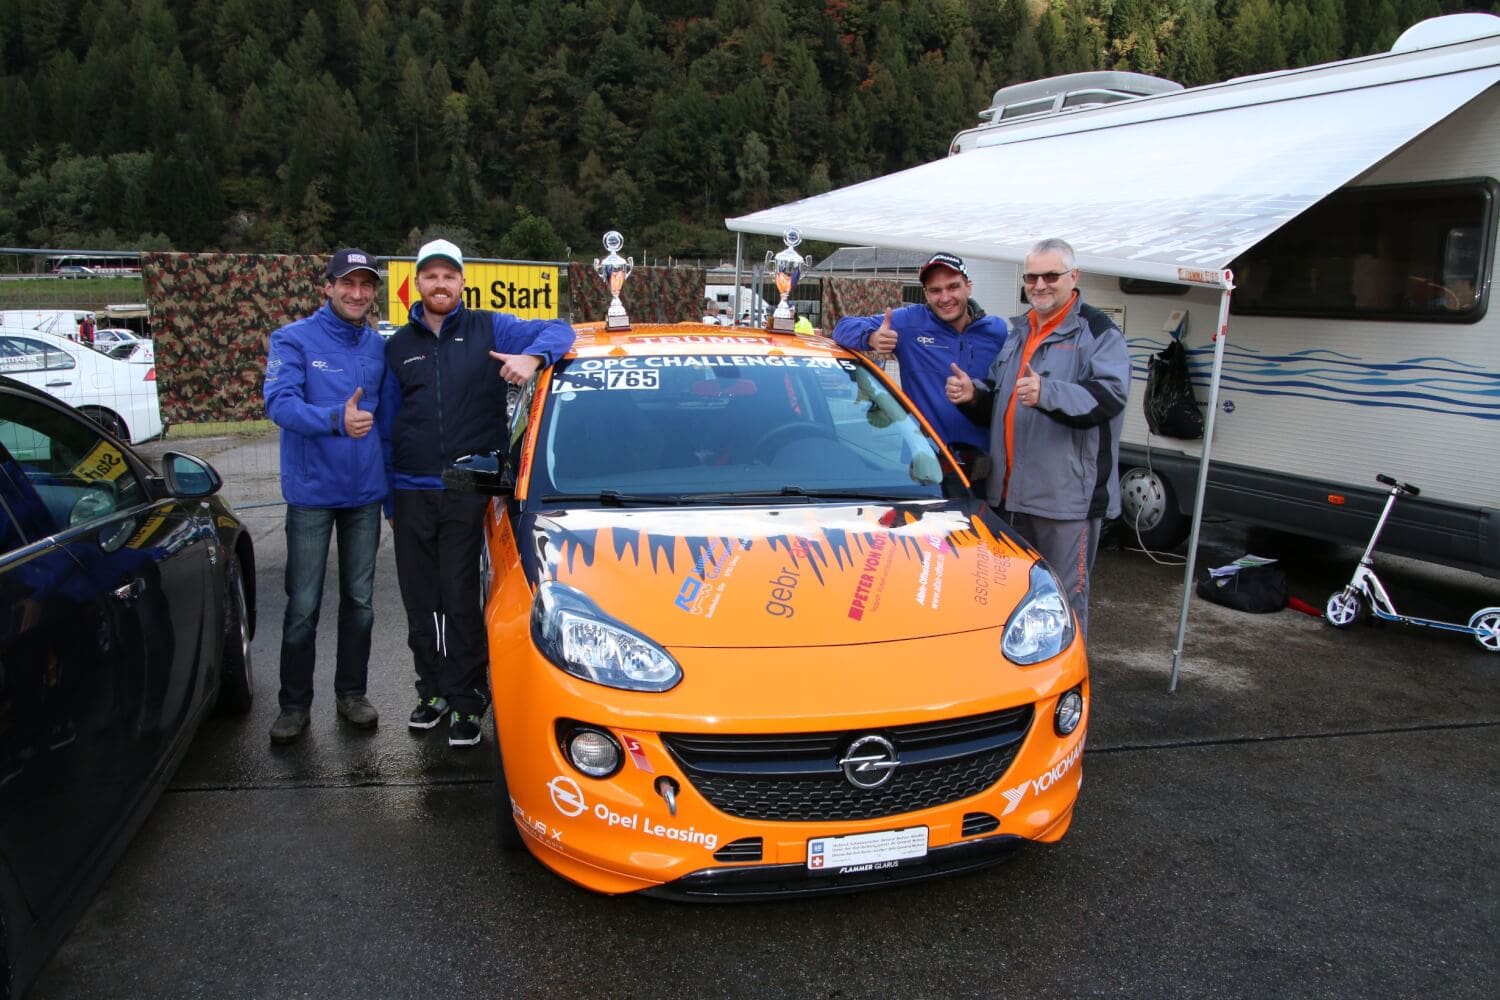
[1376,473,1421,496]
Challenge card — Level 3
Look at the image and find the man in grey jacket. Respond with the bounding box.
[945,238,1129,636]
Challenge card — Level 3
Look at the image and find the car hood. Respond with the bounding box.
[525,501,1040,648]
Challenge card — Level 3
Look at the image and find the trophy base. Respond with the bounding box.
[770,315,796,333]
[605,313,631,331]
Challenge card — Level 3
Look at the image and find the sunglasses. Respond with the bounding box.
[1022,270,1072,285]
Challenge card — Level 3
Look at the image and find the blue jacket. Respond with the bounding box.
[833,302,1007,450]
[378,301,575,504]
[264,304,388,508]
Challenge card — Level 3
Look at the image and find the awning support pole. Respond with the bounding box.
[732,233,745,321]
[1169,276,1235,692]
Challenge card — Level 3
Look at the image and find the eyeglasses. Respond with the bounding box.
[1022,270,1072,285]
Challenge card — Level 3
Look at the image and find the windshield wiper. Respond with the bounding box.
[536,491,685,507]
[680,486,901,503]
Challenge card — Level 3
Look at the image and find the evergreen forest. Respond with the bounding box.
[0,0,1490,261]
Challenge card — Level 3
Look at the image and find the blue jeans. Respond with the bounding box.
[279,502,381,711]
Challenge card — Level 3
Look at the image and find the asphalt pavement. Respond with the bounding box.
[30,432,1500,999]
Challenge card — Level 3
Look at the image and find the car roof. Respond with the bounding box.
[563,322,842,361]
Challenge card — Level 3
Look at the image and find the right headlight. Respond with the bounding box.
[1002,563,1077,665]
[532,581,682,691]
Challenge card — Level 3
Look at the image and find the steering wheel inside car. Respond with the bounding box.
[750,421,838,463]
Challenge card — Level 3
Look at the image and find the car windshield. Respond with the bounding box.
[529,353,955,503]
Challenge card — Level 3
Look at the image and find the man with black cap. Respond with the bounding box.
[379,238,575,749]
[264,248,388,744]
[832,252,1007,454]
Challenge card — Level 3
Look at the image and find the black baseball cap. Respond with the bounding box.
[325,248,380,281]
[919,252,970,284]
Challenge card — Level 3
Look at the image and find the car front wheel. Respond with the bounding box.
[80,406,129,441]
[1118,466,1188,550]
[215,553,254,713]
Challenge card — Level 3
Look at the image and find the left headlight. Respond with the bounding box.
[532,581,682,691]
[1002,563,1076,665]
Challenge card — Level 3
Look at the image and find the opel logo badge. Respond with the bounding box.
[839,735,899,790]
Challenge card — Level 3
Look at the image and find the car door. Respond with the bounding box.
[0,334,81,410]
[0,389,210,918]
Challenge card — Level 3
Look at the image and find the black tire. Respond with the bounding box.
[1118,466,1189,550]
[81,406,129,441]
[215,553,254,714]
[492,743,524,851]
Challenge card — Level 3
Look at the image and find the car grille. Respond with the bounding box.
[662,707,1034,822]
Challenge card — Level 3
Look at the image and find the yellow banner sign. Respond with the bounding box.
[386,261,560,323]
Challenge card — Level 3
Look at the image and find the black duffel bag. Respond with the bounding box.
[1196,563,1288,614]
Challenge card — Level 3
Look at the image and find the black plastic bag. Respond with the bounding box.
[1196,563,1288,613]
[1144,338,1204,439]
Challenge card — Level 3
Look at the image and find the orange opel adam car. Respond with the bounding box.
[446,304,1088,900]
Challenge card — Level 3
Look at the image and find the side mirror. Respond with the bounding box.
[161,452,222,498]
[443,451,515,497]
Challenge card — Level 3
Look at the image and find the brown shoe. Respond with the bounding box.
[269,709,310,744]
[336,694,379,728]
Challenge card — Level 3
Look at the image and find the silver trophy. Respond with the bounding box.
[765,229,809,333]
[593,231,633,330]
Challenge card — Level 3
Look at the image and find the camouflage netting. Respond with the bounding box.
[143,253,324,424]
[820,275,905,329]
[566,263,704,325]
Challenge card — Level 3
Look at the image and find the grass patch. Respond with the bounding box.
[169,419,274,439]
[0,276,146,311]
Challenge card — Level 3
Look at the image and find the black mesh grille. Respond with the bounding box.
[663,706,1033,823]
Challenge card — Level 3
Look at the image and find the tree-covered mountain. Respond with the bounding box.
[0,0,1482,260]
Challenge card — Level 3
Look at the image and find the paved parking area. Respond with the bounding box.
[32,433,1500,998]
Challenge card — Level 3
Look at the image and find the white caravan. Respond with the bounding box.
[726,13,1500,579]
[949,19,1500,578]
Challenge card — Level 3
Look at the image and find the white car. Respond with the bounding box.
[0,327,163,442]
[92,327,141,351]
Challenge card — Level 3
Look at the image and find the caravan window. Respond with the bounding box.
[1230,180,1494,322]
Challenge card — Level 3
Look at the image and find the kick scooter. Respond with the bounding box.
[1324,474,1500,652]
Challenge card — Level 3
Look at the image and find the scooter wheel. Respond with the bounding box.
[1325,588,1365,629]
[1469,607,1500,653]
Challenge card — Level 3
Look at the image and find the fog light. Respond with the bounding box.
[1054,688,1083,736]
[567,728,621,777]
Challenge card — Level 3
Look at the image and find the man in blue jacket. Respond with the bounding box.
[379,239,575,749]
[833,252,1007,456]
[264,249,388,744]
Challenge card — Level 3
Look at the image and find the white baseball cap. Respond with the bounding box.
[416,238,464,272]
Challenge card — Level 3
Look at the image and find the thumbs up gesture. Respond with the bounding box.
[343,386,373,438]
[867,308,898,355]
[945,363,975,404]
[1017,363,1042,408]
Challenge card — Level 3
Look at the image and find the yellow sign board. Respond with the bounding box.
[386,261,560,324]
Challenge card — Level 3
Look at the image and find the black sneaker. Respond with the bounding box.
[448,712,482,748]
[408,696,449,730]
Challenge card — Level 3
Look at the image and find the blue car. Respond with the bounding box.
[0,375,255,997]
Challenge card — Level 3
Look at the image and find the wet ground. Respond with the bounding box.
[32,433,1500,999]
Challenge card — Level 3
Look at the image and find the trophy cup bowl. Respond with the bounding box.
[766,229,808,333]
[593,230,633,330]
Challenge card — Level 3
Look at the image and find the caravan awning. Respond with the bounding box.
[727,37,1500,286]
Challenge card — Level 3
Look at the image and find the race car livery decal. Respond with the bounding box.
[999,736,1086,817]
[521,504,1039,644]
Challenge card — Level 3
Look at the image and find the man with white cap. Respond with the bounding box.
[833,252,1007,454]
[264,248,387,744]
[378,239,575,748]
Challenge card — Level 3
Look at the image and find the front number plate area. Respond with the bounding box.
[806,826,928,874]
